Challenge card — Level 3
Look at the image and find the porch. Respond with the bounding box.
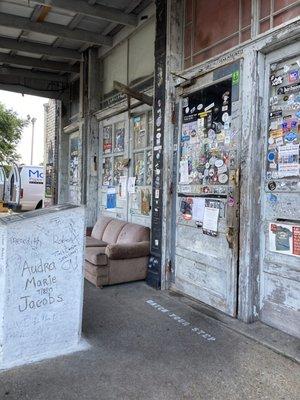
[1,281,299,400]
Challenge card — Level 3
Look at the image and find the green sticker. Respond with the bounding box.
[232,70,239,85]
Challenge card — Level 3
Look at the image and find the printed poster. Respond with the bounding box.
[269,223,300,257]
[277,144,299,178]
[107,187,117,209]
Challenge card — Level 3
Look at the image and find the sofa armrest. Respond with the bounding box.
[105,241,150,260]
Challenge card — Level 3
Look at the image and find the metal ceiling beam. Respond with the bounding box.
[0,12,112,47]
[0,66,68,83]
[33,0,138,26]
[0,37,82,61]
[0,53,79,73]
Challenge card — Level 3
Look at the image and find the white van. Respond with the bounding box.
[5,164,44,211]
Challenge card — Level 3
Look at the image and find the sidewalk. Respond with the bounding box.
[0,281,299,400]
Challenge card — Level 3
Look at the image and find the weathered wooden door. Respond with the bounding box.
[68,131,81,205]
[174,63,241,316]
[259,44,300,338]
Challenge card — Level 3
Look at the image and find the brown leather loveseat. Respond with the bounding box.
[85,216,150,287]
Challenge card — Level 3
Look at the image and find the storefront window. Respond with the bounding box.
[133,115,147,149]
[103,125,112,154]
[114,121,125,153]
[102,157,112,186]
[132,111,153,186]
[113,156,125,185]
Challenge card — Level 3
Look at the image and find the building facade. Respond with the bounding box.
[52,0,300,339]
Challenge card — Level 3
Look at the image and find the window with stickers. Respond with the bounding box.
[132,111,153,187]
[102,121,126,186]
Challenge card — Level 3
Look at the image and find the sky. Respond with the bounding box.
[0,90,48,166]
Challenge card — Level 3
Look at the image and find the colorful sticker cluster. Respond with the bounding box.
[179,79,234,194]
[266,59,300,191]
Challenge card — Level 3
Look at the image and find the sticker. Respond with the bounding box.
[268,194,277,205]
[268,137,275,145]
[218,174,228,184]
[270,75,283,86]
[190,107,196,113]
[275,137,284,146]
[222,112,229,122]
[182,98,189,108]
[222,91,230,105]
[205,162,210,169]
[208,169,214,177]
[277,82,300,95]
[185,107,190,114]
[215,159,224,168]
[217,164,227,174]
[270,96,278,106]
[267,151,276,162]
[269,110,282,118]
[204,102,214,112]
[285,131,297,142]
[208,129,216,140]
[228,196,235,207]
[222,105,228,112]
[209,157,216,166]
[268,181,276,191]
[232,70,239,85]
[197,104,203,111]
[224,135,231,145]
[288,70,299,84]
[270,129,283,139]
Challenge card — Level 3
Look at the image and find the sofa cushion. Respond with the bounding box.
[102,219,128,244]
[85,247,108,266]
[86,236,107,247]
[117,223,150,244]
[91,216,113,240]
[105,241,150,260]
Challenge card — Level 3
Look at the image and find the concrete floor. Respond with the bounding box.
[1,281,299,400]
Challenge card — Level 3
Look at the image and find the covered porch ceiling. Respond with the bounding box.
[0,0,152,98]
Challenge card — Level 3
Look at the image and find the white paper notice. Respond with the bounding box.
[192,198,205,222]
[180,160,189,184]
[203,207,219,233]
[119,176,127,198]
[278,144,299,178]
[127,177,136,194]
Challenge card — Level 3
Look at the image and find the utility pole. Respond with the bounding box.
[30,117,37,165]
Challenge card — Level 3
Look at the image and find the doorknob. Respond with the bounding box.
[226,226,234,249]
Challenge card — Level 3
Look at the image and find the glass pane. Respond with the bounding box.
[103,125,112,154]
[113,156,124,186]
[133,115,147,149]
[102,157,112,186]
[134,152,145,186]
[146,150,153,185]
[114,121,125,153]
